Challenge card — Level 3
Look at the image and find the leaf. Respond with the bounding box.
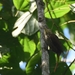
[24,37,36,57]
[37,42,41,51]
[45,4,70,18]
[26,52,41,74]
[0,20,8,30]
[21,14,39,36]
[70,63,75,71]
[32,66,41,75]
[0,3,3,11]
[12,11,32,37]
[12,1,37,37]
[51,62,72,75]
[0,54,10,64]
[13,0,30,11]
[60,39,73,51]
[67,1,75,5]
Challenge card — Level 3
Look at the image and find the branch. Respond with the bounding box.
[61,20,75,26]
[35,0,50,75]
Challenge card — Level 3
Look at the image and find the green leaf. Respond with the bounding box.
[0,53,10,64]
[0,20,8,31]
[24,37,36,57]
[45,4,70,18]
[37,42,41,51]
[37,31,40,39]
[26,52,41,74]
[13,0,30,11]
[51,62,72,75]
[0,3,3,11]
[60,39,73,51]
[67,1,75,4]
[70,63,75,71]
[32,66,41,75]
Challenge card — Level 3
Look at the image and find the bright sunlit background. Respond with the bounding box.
[63,28,75,75]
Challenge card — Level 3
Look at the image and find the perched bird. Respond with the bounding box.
[43,26,63,71]
[43,26,63,55]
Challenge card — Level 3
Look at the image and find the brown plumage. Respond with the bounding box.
[43,27,63,56]
[43,26,63,71]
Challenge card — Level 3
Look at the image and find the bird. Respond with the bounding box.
[43,26,63,71]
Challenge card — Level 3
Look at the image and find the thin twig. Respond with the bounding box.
[61,20,75,26]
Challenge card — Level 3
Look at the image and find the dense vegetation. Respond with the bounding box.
[0,0,75,75]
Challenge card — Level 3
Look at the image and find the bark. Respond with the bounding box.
[35,0,50,75]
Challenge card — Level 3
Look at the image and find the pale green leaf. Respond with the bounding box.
[26,52,41,74]
[24,37,36,56]
[45,4,70,18]
[13,0,30,11]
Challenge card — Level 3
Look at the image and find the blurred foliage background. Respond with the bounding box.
[0,0,75,75]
